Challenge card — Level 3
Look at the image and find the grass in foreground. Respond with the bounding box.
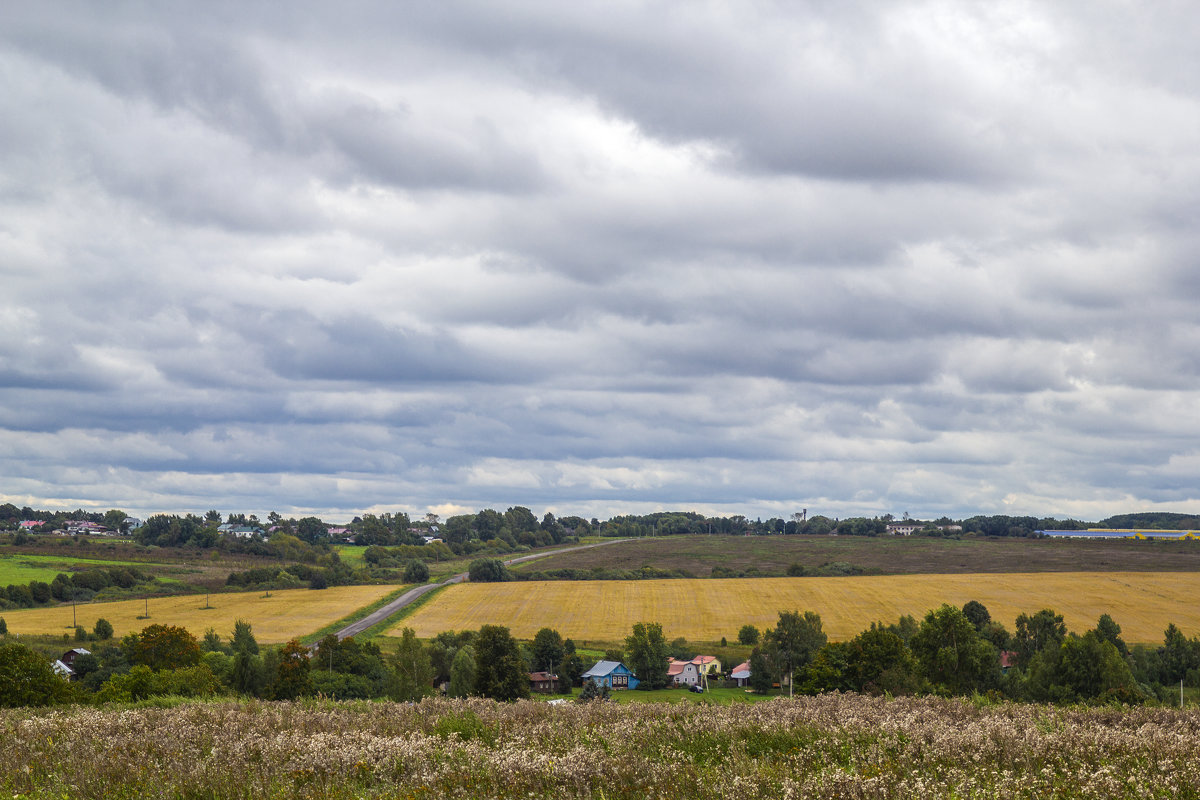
[3,694,1199,798]
[395,572,1200,644]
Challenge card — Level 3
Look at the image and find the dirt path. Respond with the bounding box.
[331,538,631,640]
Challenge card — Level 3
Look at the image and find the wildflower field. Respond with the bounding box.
[3,694,1200,798]
[395,572,1200,644]
[0,584,402,643]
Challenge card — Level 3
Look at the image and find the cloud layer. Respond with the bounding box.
[3,2,1200,521]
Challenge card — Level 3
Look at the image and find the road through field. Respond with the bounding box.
[332,538,632,640]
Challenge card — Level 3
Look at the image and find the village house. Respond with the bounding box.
[668,658,700,686]
[730,660,751,687]
[581,660,639,690]
[529,671,559,694]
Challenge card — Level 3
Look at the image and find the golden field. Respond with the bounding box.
[0,585,402,644]
[393,573,1200,645]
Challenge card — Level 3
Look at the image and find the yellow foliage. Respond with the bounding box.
[1,585,401,644]
[394,572,1200,645]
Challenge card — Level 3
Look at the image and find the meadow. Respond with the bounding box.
[0,584,402,643]
[512,533,1200,576]
[2,694,1198,799]
[393,572,1200,645]
[0,553,176,585]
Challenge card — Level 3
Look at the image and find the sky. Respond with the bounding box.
[2,2,1199,524]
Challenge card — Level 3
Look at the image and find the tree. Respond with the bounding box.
[765,611,827,696]
[296,517,328,545]
[1161,623,1198,684]
[1013,609,1067,667]
[126,624,202,671]
[230,648,263,696]
[403,560,430,583]
[845,625,918,695]
[468,558,512,583]
[910,604,999,695]
[273,639,312,700]
[559,652,585,689]
[103,509,129,533]
[0,643,74,707]
[448,645,476,698]
[0,617,7,636]
[577,680,611,702]
[624,622,670,689]
[738,625,760,646]
[748,647,774,694]
[504,506,538,533]
[1093,614,1127,657]
[392,627,434,702]
[473,625,529,701]
[231,620,259,656]
[1025,632,1139,703]
[531,627,565,673]
[962,601,991,630]
[93,618,114,640]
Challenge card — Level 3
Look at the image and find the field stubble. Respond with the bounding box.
[0,584,402,643]
[395,572,1200,644]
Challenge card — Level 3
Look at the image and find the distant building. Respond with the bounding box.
[1038,529,1199,540]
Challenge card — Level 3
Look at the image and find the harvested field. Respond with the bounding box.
[511,534,1200,576]
[394,572,1200,644]
[0,584,402,643]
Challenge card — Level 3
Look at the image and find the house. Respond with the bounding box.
[730,660,751,687]
[668,659,700,686]
[581,660,639,690]
[218,524,259,539]
[18,520,45,531]
[1000,651,1017,674]
[52,660,74,679]
[60,648,91,670]
[691,655,721,675]
[529,671,559,694]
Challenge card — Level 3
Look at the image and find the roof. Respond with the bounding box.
[582,660,628,678]
[667,660,690,676]
[730,661,751,678]
[529,671,558,681]
[691,655,718,665]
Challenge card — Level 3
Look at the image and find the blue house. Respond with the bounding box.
[581,660,639,690]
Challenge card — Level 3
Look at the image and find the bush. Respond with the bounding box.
[403,559,430,583]
[94,618,114,640]
[468,558,513,583]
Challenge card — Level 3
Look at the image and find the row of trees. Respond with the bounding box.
[737,604,1200,704]
[10,502,1200,543]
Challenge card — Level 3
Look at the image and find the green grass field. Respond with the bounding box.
[0,553,171,585]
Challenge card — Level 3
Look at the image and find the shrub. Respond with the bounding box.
[468,558,513,583]
[403,559,430,583]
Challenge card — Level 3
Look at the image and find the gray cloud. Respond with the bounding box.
[2,2,1200,521]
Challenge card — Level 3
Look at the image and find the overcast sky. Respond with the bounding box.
[2,2,1199,523]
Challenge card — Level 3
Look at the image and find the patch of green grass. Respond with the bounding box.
[333,544,367,567]
[0,553,172,584]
